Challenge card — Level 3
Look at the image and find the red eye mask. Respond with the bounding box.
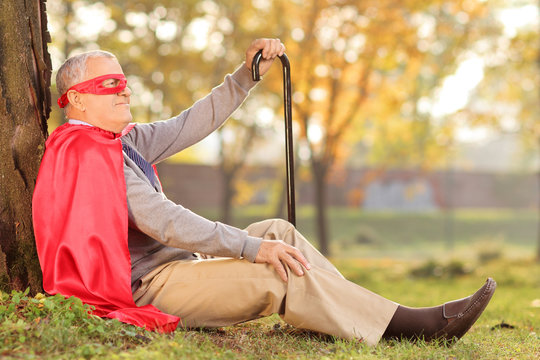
[57,74,127,108]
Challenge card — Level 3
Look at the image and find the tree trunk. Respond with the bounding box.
[274,148,301,222]
[312,159,329,256]
[0,0,51,293]
[220,171,235,225]
[273,175,287,220]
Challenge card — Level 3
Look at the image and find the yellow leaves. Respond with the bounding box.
[347,188,365,207]
[46,0,535,172]
[233,178,255,207]
[404,181,429,200]
[373,117,415,144]
[233,178,268,207]
[167,147,204,164]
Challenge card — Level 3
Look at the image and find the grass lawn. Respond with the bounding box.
[215,206,538,260]
[1,209,538,359]
[1,256,538,359]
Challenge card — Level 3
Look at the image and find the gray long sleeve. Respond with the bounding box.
[124,65,258,164]
[123,64,263,289]
[124,165,262,260]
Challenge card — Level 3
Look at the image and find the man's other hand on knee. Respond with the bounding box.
[255,240,311,282]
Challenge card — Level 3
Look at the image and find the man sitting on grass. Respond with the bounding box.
[33,38,496,345]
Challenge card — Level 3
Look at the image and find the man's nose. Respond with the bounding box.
[118,86,132,96]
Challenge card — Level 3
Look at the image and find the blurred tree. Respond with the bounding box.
[0,0,52,292]
[45,0,524,256]
[274,0,499,254]
[458,0,539,259]
[191,1,280,224]
[47,0,279,224]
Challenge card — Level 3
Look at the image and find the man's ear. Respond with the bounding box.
[67,90,86,112]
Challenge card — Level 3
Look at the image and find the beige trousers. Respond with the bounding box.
[133,219,398,345]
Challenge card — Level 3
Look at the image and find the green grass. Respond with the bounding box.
[201,206,538,259]
[1,256,539,359]
[2,209,538,358]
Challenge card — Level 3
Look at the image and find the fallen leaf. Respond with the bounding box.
[491,322,515,330]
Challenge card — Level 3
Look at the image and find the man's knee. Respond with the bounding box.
[269,218,294,229]
[265,218,296,240]
[246,218,295,239]
[255,218,292,226]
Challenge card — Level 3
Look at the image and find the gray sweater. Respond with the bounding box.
[121,65,263,291]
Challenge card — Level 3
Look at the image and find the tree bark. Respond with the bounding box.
[0,0,51,293]
[220,171,235,225]
[273,175,287,220]
[312,159,329,256]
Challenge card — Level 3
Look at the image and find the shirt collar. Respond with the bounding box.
[68,119,93,126]
[67,119,131,139]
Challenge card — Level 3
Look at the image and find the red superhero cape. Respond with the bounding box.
[32,123,179,332]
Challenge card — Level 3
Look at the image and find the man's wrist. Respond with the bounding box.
[233,63,259,90]
[242,236,263,262]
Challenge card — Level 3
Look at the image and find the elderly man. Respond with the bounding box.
[33,38,495,345]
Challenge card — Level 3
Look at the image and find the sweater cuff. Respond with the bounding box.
[231,63,259,91]
[241,235,262,262]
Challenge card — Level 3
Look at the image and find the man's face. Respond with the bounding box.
[77,57,132,133]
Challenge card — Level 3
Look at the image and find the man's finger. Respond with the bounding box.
[288,248,311,271]
[254,38,267,51]
[278,42,285,56]
[272,259,288,282]
[272,39,279,57]
[270,39,279,58]
[281,253,304,277]
[262,39,271,58]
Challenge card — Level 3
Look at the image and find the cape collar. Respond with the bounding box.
[64,119,136,139]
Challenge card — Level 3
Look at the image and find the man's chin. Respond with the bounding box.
[119,119,133,131]
[108,117,132,134]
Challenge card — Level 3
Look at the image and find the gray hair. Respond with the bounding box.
[56,50,116,109]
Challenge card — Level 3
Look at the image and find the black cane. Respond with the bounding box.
[251,50,296,226]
